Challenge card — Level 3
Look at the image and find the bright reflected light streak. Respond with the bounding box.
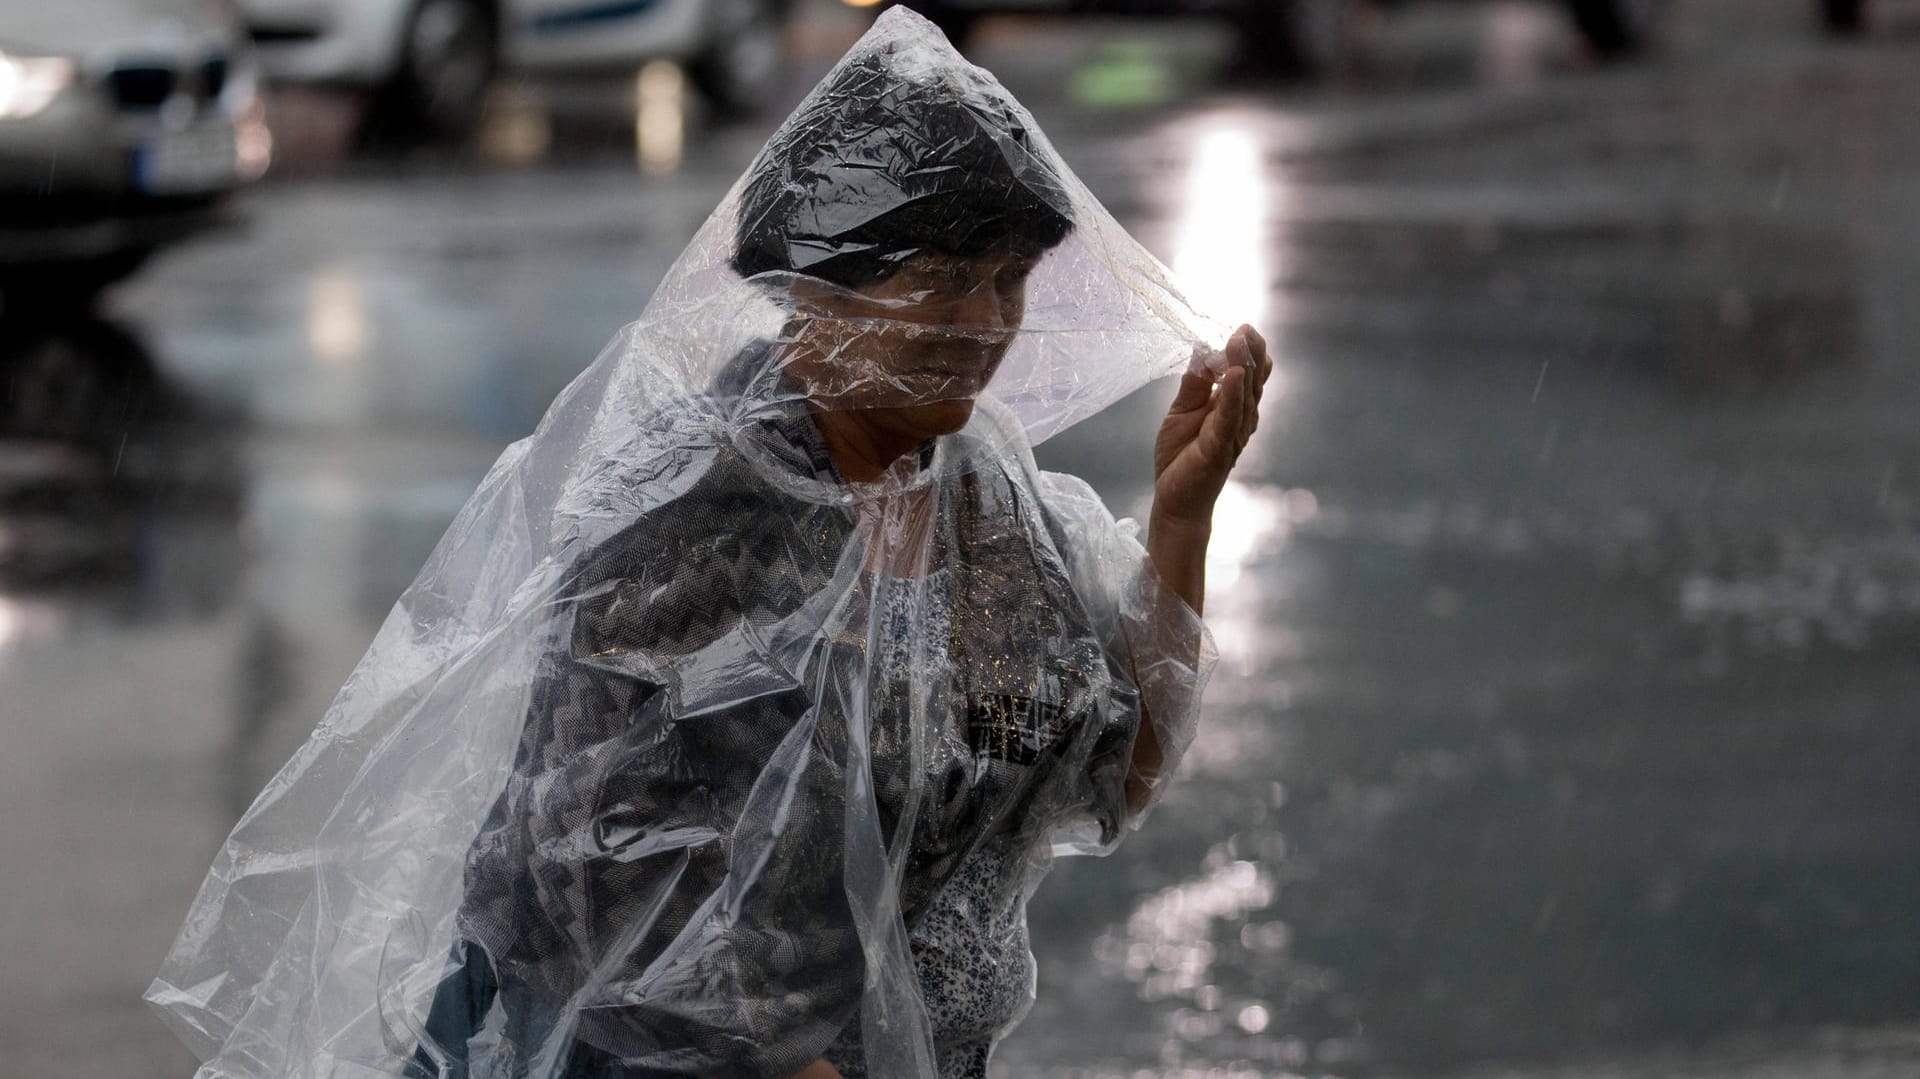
[236,97,274,180]
[1206,480,1283,588]
[1096,857,1276,998]
[1477,1,1558,88]
[477,85,552,166]
[1173,127,1269,330]
[1203,483,1310,667]
[0,51,74,119]
[635,61,685,175]
[0,595,59,652]
[307,267,368,366]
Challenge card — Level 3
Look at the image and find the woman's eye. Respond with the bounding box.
[899,270,948,295]
[903,266,963,294]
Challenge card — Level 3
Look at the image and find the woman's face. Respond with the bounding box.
[788,244,1043,438]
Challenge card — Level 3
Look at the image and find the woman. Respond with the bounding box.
[148,11,1269,1079]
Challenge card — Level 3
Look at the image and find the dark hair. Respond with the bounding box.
[731,53,1075,291]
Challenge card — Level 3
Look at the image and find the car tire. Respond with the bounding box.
[0,250,153,315]
[1821,0,1866,32]
[1233,0,1357,80]
[689,0,787,118]
[372,0,499,141]
[1,322,109,440]
[1568,0,1667,57]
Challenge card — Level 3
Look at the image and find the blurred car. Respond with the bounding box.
[869,0,1670,73]
[237,0,791,136]
[0,313,248,606]
[1822,0,1865,30]
[0,0,270,304]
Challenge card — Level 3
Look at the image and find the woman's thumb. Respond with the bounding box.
[1169,370,1214,413]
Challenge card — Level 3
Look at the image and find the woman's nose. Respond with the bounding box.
[951,279,1004,329]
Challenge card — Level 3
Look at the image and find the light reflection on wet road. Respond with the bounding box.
[4,1,1919,1075]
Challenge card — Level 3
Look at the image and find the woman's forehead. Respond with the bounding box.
[901,244,1047,275]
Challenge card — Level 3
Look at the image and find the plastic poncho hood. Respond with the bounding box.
[149,10,1224,1078]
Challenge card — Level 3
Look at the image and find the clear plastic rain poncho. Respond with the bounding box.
[149,10,1227,1077]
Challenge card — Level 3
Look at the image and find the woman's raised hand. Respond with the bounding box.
[1151,324,1272,526]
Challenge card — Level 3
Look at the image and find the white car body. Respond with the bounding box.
[239,0,731,85]
[510,0,708,73]
[238,0,416,83]
[0,0,269,270]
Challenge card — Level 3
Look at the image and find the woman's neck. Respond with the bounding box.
[769,333,931,483]
[807,407,922,484]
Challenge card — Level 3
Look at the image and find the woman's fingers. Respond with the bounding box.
[1204,365,1245,460]
[1227,327,1252,366]
[1244,343,1258,435]
[1238,324,1269,381]
[1242,365,1256,448]
[1174,326,1269,471]
[1234,333,1256,442]
[1221,330,1248,431]
[1229,366,1250,453]
[1235,325,1270,442]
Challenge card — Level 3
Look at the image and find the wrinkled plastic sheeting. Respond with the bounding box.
[148,8,1226,1078]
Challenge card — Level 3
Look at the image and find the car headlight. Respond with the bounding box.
[0,50,76,120]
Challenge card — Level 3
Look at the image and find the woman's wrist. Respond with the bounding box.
[1149,505,1214,538]
[1146,505,1213,615]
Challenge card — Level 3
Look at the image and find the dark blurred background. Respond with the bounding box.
[3,0,1918,1075]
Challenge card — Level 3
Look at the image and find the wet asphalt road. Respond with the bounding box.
[5,0,1920,1076]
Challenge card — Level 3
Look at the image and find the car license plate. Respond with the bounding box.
[132,124,237,195]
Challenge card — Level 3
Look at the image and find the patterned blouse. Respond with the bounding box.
[416,358,1143,1079]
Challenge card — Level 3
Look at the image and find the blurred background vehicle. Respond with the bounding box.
[238,0,793,139]
[0,0,270,308]
[1822,0,1868,29]
[0,314,245,606]
[862,0,1672,74]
